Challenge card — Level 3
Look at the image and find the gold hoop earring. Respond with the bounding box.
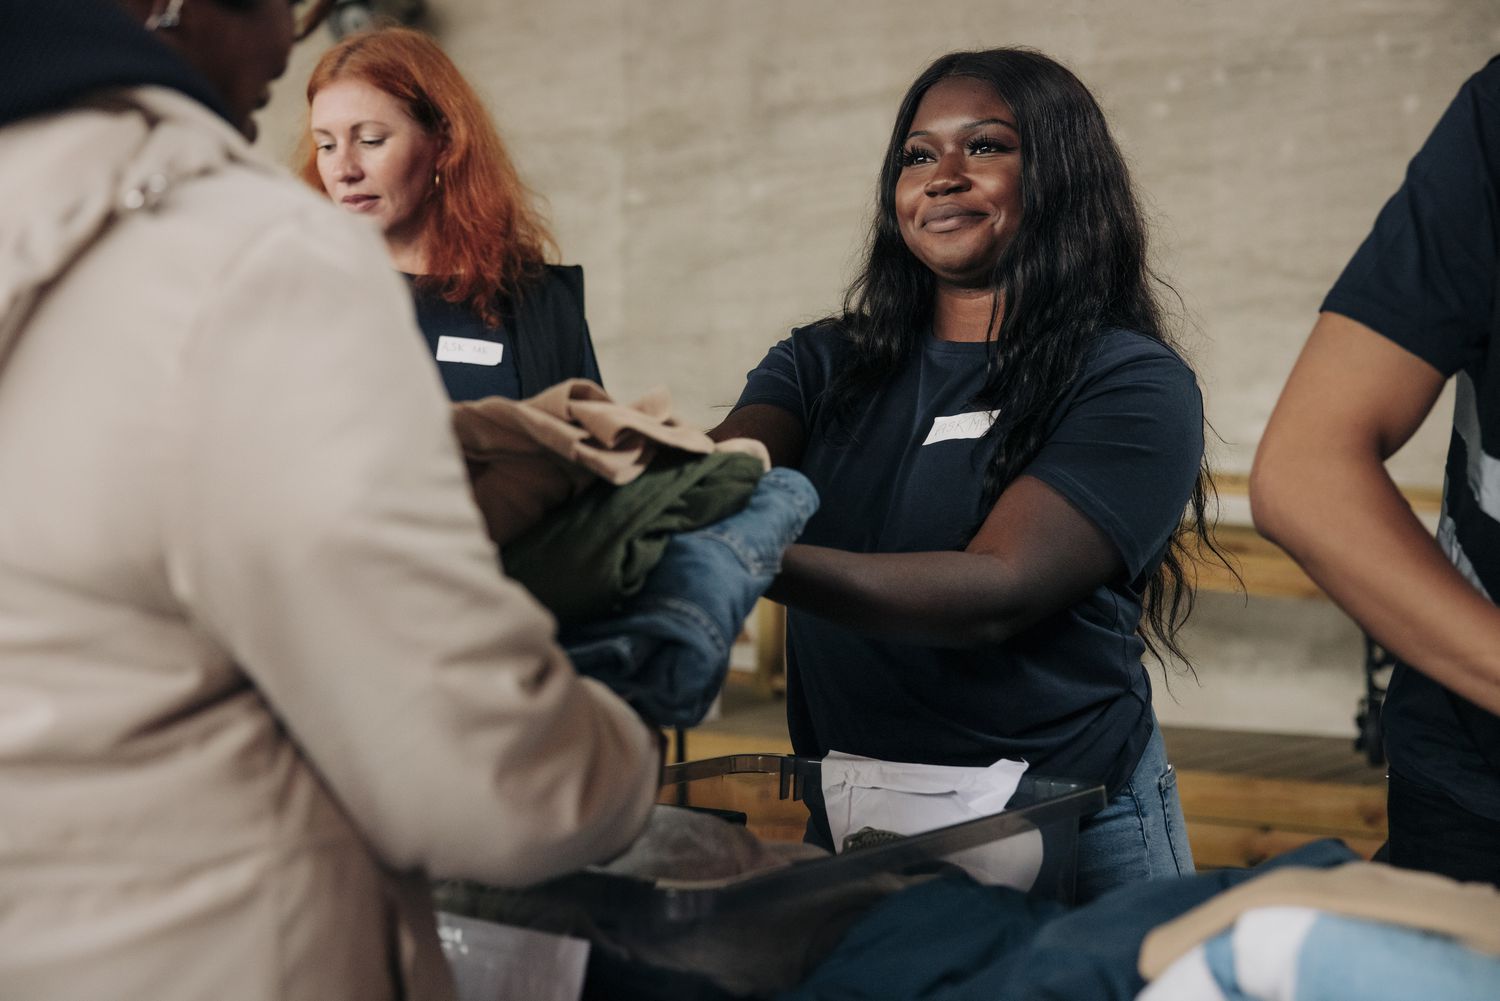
[433,172,442,189]
[145,0,186,30]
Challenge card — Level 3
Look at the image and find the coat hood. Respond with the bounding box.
[0,0,250,365]
[0,87,268,364]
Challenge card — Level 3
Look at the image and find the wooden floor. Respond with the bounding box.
[1163,725,1383,784]
[1166,725,1386,866]
[674,680,1389,868]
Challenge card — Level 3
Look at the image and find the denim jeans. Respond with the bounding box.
[562,468,818,728]
[1072,721,1194,903]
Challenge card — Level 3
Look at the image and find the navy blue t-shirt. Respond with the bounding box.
[404,278,602,403]
[735,324,1203,794]
[1322,56,1500,821]
[406,279,521,402]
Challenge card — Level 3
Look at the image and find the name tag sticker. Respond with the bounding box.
[436,336,503,366]
[923,409,999,446]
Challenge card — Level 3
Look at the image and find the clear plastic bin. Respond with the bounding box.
[437,754,1104,999]
[648,754,1104,916]
[444,754,1102,924]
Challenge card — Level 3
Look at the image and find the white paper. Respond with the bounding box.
[819,751,1043,889]
[437,912,588,1001]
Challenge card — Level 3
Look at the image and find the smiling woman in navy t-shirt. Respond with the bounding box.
[713,49,1221,902]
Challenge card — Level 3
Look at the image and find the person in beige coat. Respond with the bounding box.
[0,3,661,999]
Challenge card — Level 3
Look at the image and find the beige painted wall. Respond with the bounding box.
[257,0,1500,735]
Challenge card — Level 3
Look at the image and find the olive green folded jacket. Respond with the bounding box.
[503,450,765,624]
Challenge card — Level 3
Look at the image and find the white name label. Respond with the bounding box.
[923,409,999,446]
[436,336,504,366]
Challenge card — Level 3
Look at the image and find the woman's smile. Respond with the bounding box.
[921,203,988,232]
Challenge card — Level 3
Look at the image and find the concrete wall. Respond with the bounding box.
[256,0,1500,736]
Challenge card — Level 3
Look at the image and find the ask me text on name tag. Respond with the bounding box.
[923,409,999,446]
[436,336,503,366]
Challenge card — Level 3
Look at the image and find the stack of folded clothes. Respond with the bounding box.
[453,380,817,727]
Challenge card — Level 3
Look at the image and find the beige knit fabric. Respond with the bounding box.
[1139,862,1500,980]
[453,378,769,546]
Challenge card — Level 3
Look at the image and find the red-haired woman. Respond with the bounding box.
[301,26,599,401]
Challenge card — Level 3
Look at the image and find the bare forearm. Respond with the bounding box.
[767,544,1043,648]
[768,476,1124,647]
[1254,313,1500,716]
[1254,450,1500,716]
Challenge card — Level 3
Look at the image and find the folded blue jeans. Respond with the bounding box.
[561,467,818,727]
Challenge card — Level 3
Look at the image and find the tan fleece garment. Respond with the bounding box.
[452,378,769,546]
[1139,862,1500,980]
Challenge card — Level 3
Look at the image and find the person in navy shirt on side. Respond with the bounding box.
[1254,58,1500,887]
[712,48,1223,902]
[302,27,600,402]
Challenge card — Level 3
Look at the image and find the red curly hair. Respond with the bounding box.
[297,27,556,327]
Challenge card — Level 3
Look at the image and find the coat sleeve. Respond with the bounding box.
[162,203,659,885]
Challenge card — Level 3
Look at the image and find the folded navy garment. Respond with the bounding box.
[561,467,818,727]
[780,839,1362,1001]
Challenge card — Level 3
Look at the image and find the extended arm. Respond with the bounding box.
[771,475,1125,647]
[1251,311,1500,715]
[173,213,660,885]
[709,402,808,468]
[711,402,1123,646]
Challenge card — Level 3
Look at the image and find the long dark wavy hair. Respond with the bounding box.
[829,48,1229,667]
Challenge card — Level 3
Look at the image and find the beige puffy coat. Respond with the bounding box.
[0,86,659,1001]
